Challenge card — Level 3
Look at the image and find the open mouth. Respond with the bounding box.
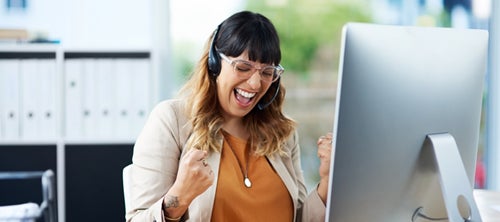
[234,88,256,106]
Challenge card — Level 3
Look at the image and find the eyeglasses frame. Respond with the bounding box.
[218,53,284,83]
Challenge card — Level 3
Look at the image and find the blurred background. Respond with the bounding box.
[0,0,497,221]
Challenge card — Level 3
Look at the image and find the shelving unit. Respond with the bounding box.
[0,45,153,222]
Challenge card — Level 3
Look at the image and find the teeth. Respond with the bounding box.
[236,89,256,98]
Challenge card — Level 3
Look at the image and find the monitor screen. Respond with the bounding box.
[326,23,488,222]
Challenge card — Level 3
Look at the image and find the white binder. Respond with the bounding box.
[113,59,133,139]
[64,59,84,139]
[130,59,151,139]
[95,59,115,138]
[38,59,58,139]
[0,59,21,140]
[0,99,2,138]
[20,59,41,139]
[81,59,98,139]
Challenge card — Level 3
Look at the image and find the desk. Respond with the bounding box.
[474,189,500,222]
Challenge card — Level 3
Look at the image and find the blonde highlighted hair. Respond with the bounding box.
[178,11,295,156]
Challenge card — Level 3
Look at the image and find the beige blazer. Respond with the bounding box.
[126,99,326,222]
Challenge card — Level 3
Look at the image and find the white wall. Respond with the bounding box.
[0,0,152,49]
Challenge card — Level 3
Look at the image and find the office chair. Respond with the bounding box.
[0,169,57,222]
[122,164,132,213]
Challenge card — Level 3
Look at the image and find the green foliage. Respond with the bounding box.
[246,0,371,75]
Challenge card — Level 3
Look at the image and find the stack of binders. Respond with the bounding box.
[0,56,58,141]
[64,55,151,141]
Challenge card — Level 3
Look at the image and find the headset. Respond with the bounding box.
[207,24,280,110]
[208,24,222,77]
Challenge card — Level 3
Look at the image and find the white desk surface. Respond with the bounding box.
[474,189,500,222]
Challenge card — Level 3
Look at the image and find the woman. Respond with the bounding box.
[126,11,332,222]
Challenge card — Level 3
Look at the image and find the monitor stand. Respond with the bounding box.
[412,133,482,222]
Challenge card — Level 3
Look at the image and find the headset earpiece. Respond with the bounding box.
[208,25,221,76]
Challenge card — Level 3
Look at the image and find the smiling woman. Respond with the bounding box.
[126,11,332,222]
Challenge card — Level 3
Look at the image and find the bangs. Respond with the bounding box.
[246,28,281,65]
[216,13,281,65]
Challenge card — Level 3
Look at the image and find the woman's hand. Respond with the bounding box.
[316,132,333,204]
[163,148,214,218]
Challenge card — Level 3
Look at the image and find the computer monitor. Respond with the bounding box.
[325,23,489,222]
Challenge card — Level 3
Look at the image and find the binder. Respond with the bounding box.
[94,59,115,138]
[20,59,41,139]
[38,59,58,139]
[113,59,133,139]
[0,59,21,140]
[130,59,151,139]
[64,59,83,139]
[81,59,98,139]
[0,100,2,138]
[0,60,6,138]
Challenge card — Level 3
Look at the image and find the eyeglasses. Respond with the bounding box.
[219,53,284,83]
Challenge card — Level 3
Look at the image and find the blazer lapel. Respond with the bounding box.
[267,153,299,220]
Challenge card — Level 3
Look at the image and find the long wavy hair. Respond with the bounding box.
[178,11,295,156]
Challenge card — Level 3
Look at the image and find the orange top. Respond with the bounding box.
[211,132,294,222]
